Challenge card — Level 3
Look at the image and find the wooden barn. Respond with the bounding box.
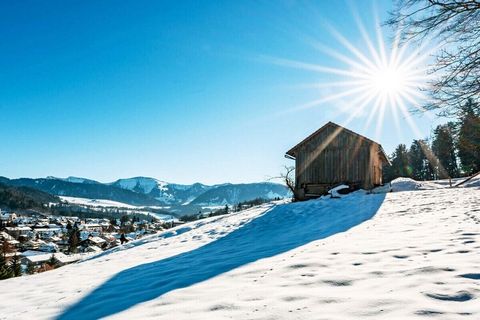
[285,122,390,200]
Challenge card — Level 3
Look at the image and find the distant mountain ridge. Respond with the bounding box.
[109,177,214,205]
[0,177,161,206]
[0,176,290,210]
[49,176,101,185]
[190,183,288,206]
[0,182,60,211]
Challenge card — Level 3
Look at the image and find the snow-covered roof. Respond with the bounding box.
[85,246,103,253]
[81,224,102,229]
[34,228,61,233]
[5,226,31,231]
[0,231,14,240]
[87,236,106,244]
[55,253,86,264]
[22,251,87,264]
[23,253,55,263]
[21,250,49,257]
[39,242,58,248]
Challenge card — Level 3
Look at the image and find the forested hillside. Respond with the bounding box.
[0,183,60,210]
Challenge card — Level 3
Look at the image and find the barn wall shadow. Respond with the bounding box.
[57,193,386,320]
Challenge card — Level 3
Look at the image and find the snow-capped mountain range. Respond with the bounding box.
[110,177,214,205]
[0,176,290,211]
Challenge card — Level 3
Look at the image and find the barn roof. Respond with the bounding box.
[285,121,390,164]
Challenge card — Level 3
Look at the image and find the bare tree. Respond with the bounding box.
[387,0,480,116]
[267,165,297,200]
[281,166,296,195]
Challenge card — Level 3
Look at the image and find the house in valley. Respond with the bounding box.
[285,121,390,200]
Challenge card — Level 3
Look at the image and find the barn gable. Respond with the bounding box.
[285,122,390,200]
[286,122,389,163]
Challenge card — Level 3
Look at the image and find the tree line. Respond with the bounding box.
[0,183,58,211]
[180,198,274,222]
[384,99,480,182]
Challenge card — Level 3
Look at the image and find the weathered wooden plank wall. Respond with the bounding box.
[294,126,383,197]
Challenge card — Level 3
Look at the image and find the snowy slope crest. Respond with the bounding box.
[390,177,480,192]
[47,176,100,184]
[390,178,426,192]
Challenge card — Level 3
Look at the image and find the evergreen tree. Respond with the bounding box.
[457,99,480,175]
[382,159,395,183]
[0,254,13,280]
[0,239,18,280]
[0,239,13,257]
[424,153,436,180]
[10,254,21,277]
[432,123,459,178]
[408,140,428,180]
[47,255,58,269]
[26,262,35,275]
[68,225,80,253]
[391,144,411,178]
[120,215,130,226]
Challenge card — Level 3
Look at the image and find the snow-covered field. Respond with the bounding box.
[59,196,175,221]
[1,179,479,319]
[60,196,140,209]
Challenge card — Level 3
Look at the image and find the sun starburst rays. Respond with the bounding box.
[265,12,434,141]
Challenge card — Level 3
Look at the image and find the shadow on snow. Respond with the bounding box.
[57,192,386,319]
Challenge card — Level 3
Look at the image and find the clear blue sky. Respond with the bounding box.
[0,0,446,184]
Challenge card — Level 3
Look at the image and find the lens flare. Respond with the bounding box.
[263,8,438,141]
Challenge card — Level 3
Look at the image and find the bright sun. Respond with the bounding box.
[265,9,434,140]
[370,65,407,96]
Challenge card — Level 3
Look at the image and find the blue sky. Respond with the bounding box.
[0,0,446,184]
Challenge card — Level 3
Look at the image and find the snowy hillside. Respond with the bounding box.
[111,177,213,204]
[111,177,169,194]
[58,176,101,184]
[59,196,139,209]
[58,196,175,221]
[1,179,478,319]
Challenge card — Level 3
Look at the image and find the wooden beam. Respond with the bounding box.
[454,171,480,187]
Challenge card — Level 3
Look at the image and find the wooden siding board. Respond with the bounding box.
[294,126,385,198]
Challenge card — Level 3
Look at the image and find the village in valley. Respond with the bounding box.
[0,208,174,275]
[0,194,273,278]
